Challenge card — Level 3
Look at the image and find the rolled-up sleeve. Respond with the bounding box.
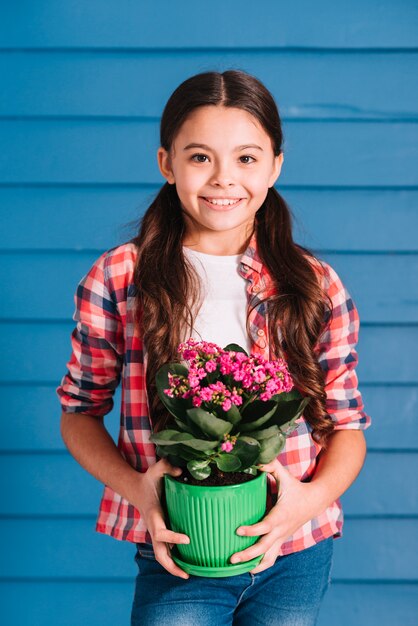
[316,262,371,431]
[56,250,124,418]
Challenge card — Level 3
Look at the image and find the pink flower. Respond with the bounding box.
[221,441,234,452]
[230,392,243,406]
[188,375,200,388]
[200,387,214,402]
[162,338,295,414]
[205,359,217,373]
[222,399,232,412]
[253,368,266,383]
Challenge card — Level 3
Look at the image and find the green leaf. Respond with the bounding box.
[150,430,219,451]
[177,445,207,461]
[256,433,286,464]
[232,436,261,469]
[155,439,207,462]
[186,407,233,438]
[155,444,167,460]
[180,437,220,451]
[241,399,278,421]
[166,454,187,468]
[149,429,183,445]
[155,363,193,420]
[266,396,310,429]
[224,403,242,426]
[223,343,248,355]
[215,453,242,472]
[271,388,303,403]
[188,459,211,469]
[280,421,300,436]
[240,401,279,431]
[243,465,258,476]
[170,433,208,460]
[171,432,194,441]
[173,417,191,432]
[187,460,212,480]
[245,424,280,440]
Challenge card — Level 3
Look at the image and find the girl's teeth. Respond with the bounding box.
[204,198,241,206]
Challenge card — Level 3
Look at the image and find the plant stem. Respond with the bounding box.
[240,394,255,413]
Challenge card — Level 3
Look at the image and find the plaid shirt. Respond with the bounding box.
[57,233,371,554]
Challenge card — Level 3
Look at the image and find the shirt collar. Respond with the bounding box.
[238,231,264,277]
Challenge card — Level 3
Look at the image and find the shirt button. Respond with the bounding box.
[257,329,265,336]
[252,285,260,294]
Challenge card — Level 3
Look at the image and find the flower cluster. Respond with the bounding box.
[164,338,294,412]
[221,433,237,453]
[152,338,309,479]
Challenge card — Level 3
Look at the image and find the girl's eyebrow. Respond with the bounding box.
[183,143,264,152]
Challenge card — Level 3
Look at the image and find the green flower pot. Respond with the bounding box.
[163,471,267,577]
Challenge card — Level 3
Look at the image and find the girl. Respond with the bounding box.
[57,70,371,625]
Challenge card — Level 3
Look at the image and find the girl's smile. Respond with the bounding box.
[157,105,284,254]
[199,196,246,210]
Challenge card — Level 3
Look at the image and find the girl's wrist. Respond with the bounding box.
[304,480,332,517]
[121,467,146,506]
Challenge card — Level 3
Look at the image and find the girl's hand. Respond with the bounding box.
[132,458,191,579]
[230,459,321,574]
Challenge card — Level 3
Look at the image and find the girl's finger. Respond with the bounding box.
[154,543,189,579]
[153,528,190,545]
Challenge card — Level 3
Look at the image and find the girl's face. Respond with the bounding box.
[157,105,284,254]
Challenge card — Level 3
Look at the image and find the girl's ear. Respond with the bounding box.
[157,147,176,184]
[268,153,284,188]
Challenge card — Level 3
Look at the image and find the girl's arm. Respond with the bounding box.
[308,429,367,512]
[60,412,143,505]
[229,429,367,571]
[58,250,189,579]
[61,411,191,579]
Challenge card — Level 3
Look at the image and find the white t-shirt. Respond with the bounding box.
[182,246,252,354]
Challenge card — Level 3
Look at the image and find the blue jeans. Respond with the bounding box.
[131,536,334,625]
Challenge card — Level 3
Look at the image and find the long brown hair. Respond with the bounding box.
[130,70,335,448]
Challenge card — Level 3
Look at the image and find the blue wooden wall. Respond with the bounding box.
[1,1,417,624]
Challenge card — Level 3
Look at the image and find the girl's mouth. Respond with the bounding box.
[200,197,245,210]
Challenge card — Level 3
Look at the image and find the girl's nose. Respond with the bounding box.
[210,162,235,187]
[211,174,236,188]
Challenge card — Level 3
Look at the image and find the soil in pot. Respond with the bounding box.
[172,464,257,487]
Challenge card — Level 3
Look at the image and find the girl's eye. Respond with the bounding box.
[240,155,256,164]
[190,154,256,164]
[191,154,209,163]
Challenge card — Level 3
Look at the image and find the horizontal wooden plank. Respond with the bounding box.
[0,386,121,450]
[0,518,135,579]
[0,582,133,626]
[1,51,416,119]
[0,1,417,49]
[322,254,418,324]
[319,583,418,626]
[0,120,417,186]
[294,189,418,252]
[1,385,416,452]
[2,187,417,252]
[0,582,417,626]
[361,386,418,449]
[2,251,417,323]
[0,452,415,516]
[0,323,416,384]
[341,452,418,515]
[0,518,416,580]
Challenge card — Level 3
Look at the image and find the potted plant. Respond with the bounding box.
[149,338,309,577]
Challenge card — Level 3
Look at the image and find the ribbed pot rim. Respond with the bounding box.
[164,470,265,491]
